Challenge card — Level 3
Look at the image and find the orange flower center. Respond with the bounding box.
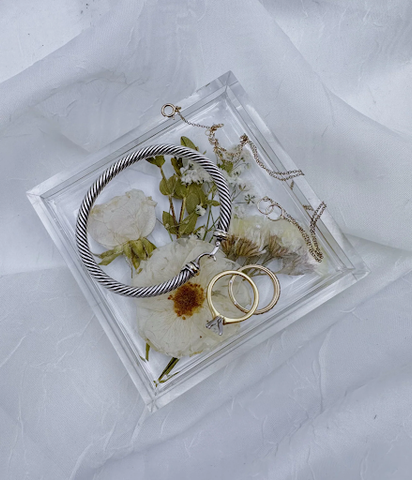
[168,282,205,319]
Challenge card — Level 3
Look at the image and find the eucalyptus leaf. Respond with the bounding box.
[187,183,207,205]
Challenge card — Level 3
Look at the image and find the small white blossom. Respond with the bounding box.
[195,205,206,216]
[244,193,257,205]
[196,227,206,239]
[180,161,211,185]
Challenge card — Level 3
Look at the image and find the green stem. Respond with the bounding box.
[169,196,179,237]
[158,357,179,382]
[160,166,179,235]
[179,197,187,226]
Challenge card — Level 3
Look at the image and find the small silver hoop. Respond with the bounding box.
[257,197,284,221]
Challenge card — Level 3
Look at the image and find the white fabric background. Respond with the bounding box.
[1,1,412,479]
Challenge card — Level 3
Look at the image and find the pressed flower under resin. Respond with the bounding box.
[88,189,157,268]
[132,238,248,358]
[85,133,327,368]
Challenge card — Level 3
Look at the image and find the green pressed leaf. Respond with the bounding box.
[179,212,198,235]
[188,183,206,205]
[159,175,178,196]
[218,160,234,174]
[130,239,145,259]
[180,136,198,151]
[171,157,183,175]
[158,357,179,382]
[173,179,188,199]
[98,251,122,265]
[95,244,123,259]
[159,177,171,196]
[122,242,133,260]
[162,211,178,234]
[210,200,220,207]
[141,238,156,256]
[146,155,165,168]
[131,254,141,270]
[186,192,199,214]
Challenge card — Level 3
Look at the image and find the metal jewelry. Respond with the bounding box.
[76,144,232,298]
[161,103,326,263]
[205,270,260,336]
[228,265,280,315]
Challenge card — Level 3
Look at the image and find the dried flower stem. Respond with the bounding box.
[160,166,179,235]
[158,357,179,382]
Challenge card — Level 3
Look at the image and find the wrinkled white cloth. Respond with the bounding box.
[1,1,412,479]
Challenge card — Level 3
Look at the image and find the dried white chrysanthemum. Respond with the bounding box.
[133,238,248,358]
[263,218,327,275]
[88,189,157,248]
[221,216,266,260]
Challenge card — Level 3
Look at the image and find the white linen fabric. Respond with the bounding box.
[1,1,412,479]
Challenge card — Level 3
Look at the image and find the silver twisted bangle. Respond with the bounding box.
[75,144,232,298]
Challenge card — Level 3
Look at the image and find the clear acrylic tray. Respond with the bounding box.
[28,71,368,411]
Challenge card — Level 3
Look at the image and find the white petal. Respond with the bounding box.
[88,189,157,248]
[133,238,243,358]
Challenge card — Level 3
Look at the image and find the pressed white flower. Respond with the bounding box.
[196,226,206,239]
[88,189,157,248]
[133,238,248,358]
[263,219,307,257]
[263,218,327,275]
[195,205,206,216]
[221,216,266,260]
[233,204,246,218]
[244,193,257,205]
[276,251,328,275]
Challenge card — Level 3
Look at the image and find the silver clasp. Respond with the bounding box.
[182,243,221,277]
[194,244,220,265]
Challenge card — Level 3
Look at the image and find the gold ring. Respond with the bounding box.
[207,270,259,325]
[228,265,280,315]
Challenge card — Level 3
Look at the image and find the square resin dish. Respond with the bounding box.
[28,72,369,411]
